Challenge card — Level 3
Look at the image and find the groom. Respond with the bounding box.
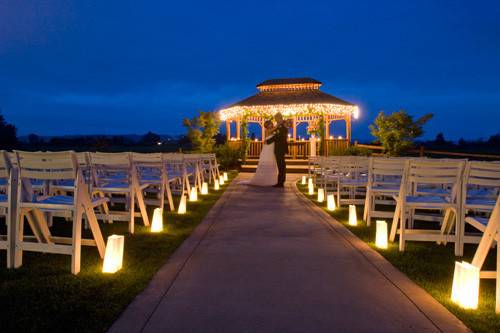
[266,112,289,187]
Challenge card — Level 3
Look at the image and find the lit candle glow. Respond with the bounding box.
[451,261,479,310]
[189,187,198,202]
[349,205,357,226]
[102,235,124,273]
[151,208,163,233]
[327,194,336,211]
[375,220,388,249]
[201,182,208,195]
[178,195,187,214]
[317,188,325,203]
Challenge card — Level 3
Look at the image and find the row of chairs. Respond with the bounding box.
[0,150,220,274]
[311,156,499,255]
[310,155,500,311]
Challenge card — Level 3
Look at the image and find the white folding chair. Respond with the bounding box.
[390,159,465,254]
[184,154,204,192]
[0,150,18,268]
[468,195,500,313]
[132,152,175,212]
[457,161,500,254]
[90,152,150,233]
[336,156,369,206]
[363,157,406,226]
[14,151,107,274]
[163,153,191,198]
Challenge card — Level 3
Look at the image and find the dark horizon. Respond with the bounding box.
[1,0,499,141]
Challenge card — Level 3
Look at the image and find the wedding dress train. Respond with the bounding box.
[248,135,279,186]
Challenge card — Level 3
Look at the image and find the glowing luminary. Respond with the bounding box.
[201,182,208,195]
[349,205,358,226]
[219,176,225,186]
[317,188,325,203]
[327,194,336,211]
[178,195,187,214]
[150,208,163,233]
[189,187,198,202]
[223,172,228,181]
[301,176,306,185]
[102,235,124,273]
[451,261,479,310]
[214,179,220,190]
[308,182,314,195]
[375,220,388,249]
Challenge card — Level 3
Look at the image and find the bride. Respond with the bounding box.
[248,120,279,186]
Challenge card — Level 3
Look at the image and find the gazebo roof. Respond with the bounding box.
[218,77,358,121]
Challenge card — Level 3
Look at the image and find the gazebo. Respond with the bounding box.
[218,78,359,158]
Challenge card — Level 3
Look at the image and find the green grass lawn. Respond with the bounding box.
[297,181,499,333]
[0,172,236,332]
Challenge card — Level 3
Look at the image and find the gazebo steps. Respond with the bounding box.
[241,159,309,173]
[241,158,308,166]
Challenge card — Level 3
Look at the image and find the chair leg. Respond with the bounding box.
[496,244,500,314]
[135,186,150,227]
[129,191,135,234]
[13,210,24,268]
[363,191,370,224]
[390,200,401,242]
[399,207,406,252]
[71,208,83,275]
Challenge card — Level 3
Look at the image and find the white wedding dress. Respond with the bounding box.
[248,135,279,186]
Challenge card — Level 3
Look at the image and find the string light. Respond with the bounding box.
[219,104,359,121]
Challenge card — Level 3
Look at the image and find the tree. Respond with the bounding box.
[0,111,18,149]
[434,132,446,145]
[141,131,161,145]
[369,110,433,156]
[183,111,220,152]
[28,133,43,146]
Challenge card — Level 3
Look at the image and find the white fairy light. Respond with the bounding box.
[218,104,358,121]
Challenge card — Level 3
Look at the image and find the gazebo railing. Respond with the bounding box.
[242,139,350,159]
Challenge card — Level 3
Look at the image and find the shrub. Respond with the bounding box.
[369,110,433,156]
[215,143,243,170]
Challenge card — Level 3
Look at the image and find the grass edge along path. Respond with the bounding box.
[296,181,499,333]
[0,172,237,332]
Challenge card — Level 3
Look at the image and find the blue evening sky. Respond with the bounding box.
[1,0,499,141]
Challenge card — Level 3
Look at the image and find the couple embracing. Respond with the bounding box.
[247,112,289,187]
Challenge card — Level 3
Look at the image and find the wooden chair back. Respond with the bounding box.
[404,159,466,201]
[15,151,77,181]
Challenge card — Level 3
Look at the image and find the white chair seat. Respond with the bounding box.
[416,187,450,195]
[468,188,497,197]
[340,178,367,186]
[465,216,489,232]
[372,184,400,192]
[34,195,108,207]
[406,195,450,205]
[466,198,496,207]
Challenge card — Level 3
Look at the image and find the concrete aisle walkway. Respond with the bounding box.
[110,174,470,333]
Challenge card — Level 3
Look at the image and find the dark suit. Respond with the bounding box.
[266,123,288,186]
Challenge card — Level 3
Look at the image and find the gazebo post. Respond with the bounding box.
[346,114,351,143]
[226,120,231,142]
[236,119,241,140]
[292,117,297,141]
[324,115,329,156]
[261,120,265,143]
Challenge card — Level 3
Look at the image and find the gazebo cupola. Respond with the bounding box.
[218,77,359,156]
